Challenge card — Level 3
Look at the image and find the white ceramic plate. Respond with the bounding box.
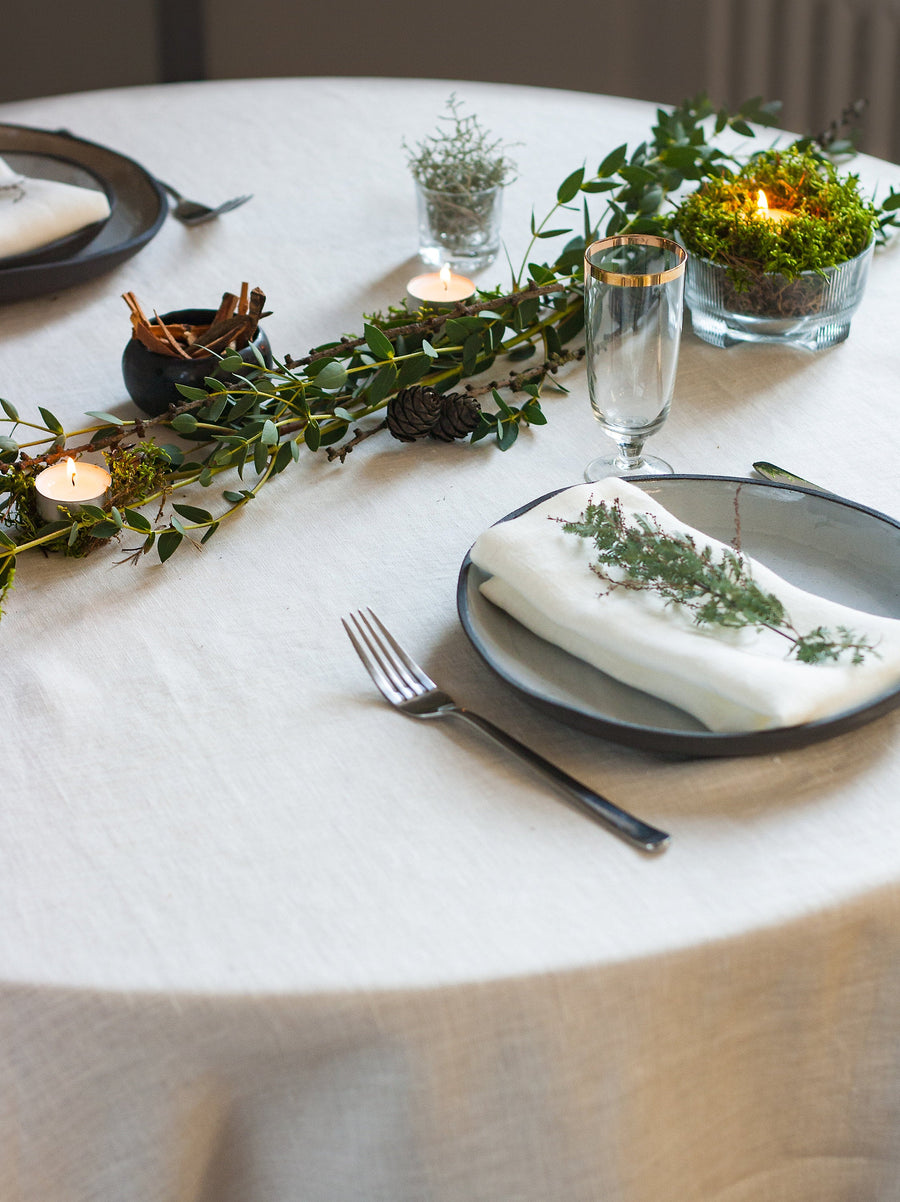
[457,475,900,757]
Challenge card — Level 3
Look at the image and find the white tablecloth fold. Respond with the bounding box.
[470,479,900,732]
[0,154,110,258]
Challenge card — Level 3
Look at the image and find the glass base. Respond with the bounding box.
[584,453,673,482]
[684,243,873,351]
[418,244,499,273]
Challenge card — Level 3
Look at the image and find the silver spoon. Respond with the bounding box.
[157,180,253,226]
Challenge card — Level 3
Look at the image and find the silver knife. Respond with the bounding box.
[752,461,830,493]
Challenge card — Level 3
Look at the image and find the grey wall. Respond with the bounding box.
[3,0,899,162]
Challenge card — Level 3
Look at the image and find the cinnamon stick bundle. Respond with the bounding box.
[123,286,269,358]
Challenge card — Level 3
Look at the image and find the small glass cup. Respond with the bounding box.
[416,181,503,272]
[583,234,686,480]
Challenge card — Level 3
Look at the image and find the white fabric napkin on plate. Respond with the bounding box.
[469,479,900,732]
[0,154,111,259]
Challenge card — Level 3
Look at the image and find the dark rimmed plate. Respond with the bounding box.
[457,475,900,757]
[0,123,166,301]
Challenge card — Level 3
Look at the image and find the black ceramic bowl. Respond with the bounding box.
[122,307,273,417]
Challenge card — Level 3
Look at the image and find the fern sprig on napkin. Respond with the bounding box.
[558,499,876,664]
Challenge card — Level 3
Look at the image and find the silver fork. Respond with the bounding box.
[343,609,670,853]
[157,180,253,226]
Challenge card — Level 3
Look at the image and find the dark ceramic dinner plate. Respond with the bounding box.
[0,123,166,301]
[457,475,900,757]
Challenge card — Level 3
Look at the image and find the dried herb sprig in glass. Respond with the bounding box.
[404,94,518,194]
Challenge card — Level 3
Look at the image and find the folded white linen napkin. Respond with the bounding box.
[0,154,111,259]
[469,479,900,732]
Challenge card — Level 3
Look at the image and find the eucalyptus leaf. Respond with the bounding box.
[171,413,198,434]
[497,420,519,450]
[38,407,64,436]
[201,394,229,422]
[557,166,585,204]
[395,354,431,389]
[158,445,184,468]
[1,398,19,422]
[363,322,395,361]
[318,423,349,447]
[462,333,481,376]
[315,360,349,391]
[598,143,628,176]
[228,395,258,421]
[123,508,152,532]
[173,503,213,524]
[85,410,125,425]
[157,530,183,562]
[90,520,121,539]
[272,441,294,473]
[363,363,398,407]
[174,385,209,402]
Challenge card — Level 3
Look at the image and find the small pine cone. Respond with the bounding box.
[386,386,443,442]
[430,392,482,442]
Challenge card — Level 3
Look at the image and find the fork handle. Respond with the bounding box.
[451,708,670,853]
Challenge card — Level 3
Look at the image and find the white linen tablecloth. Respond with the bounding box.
[1,77,899,1202]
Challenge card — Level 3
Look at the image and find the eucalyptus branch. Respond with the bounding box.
[283,281,567,368]
[2,90,892,623]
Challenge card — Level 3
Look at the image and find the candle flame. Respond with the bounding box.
[439,263,451,291]
[757,190,769,213]
[65,457,77,488]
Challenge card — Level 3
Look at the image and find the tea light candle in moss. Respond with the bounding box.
[756,190,792,227]
[35,458,110,522]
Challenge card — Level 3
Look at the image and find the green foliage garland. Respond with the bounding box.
[2,93,899,621]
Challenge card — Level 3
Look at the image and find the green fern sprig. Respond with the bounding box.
[558,499,877,665]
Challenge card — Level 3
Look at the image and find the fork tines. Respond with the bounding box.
[343,608,433,703]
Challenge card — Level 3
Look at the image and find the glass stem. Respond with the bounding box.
[613,438,645,470]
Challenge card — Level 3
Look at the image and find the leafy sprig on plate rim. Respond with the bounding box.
[2,92,899,620]
[557,497,877,665]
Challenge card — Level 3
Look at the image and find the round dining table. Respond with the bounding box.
[2,76,900,1202]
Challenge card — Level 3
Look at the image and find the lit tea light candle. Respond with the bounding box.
[34,457,111,522]
[407,262,476,307]
[756,189,792,226]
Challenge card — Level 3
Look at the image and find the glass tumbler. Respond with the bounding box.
[416,181,503,272]
[583,234,686,479]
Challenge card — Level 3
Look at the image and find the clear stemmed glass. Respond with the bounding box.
[583,234,687,480]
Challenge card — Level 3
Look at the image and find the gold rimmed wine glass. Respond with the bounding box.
[583,234,687,480]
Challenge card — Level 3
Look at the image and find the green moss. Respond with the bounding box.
[675,148,877,286]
